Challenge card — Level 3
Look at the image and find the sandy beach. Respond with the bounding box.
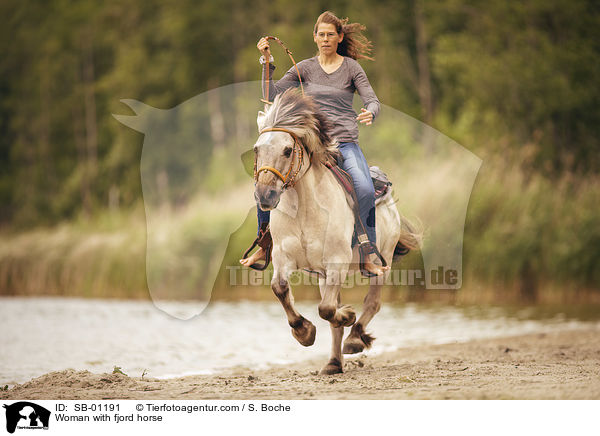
[2,327,599,400]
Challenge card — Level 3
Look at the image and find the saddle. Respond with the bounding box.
[328,164,392,205]
[242,164,410,275]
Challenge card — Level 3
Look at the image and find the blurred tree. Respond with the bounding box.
[0,0,598,228]
[428,0,600,171]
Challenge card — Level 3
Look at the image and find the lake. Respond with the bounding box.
[1,296,598,385]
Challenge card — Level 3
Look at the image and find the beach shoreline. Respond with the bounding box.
[2,327,599,400]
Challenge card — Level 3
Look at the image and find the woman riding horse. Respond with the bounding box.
[240,11,388,276]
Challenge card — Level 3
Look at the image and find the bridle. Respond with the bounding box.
[254,127,305,190]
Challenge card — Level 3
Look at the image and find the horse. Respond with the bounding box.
[253,88,419,375]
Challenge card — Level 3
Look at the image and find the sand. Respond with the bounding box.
[2,328,599,400]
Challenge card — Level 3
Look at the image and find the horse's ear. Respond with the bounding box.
[113,99,157,133]
[257,111,267,131]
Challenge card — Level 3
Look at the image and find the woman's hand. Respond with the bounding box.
[257,37,271,57]
[356,108,373,125]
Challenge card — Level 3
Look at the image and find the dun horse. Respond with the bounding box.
[253,89,418,375]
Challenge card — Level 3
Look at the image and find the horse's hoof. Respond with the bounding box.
[343,324,375,354]
[290,318,316,347]
[342,335,365,354]
[319,358,343,375]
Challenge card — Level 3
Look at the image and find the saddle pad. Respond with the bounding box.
[326,163,392,200]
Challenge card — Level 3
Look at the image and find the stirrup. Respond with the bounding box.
[358,241,387,278]
[241,223,273,271]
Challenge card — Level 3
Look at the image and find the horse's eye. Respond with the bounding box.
[283,147,292,158]
[253,145,258,154]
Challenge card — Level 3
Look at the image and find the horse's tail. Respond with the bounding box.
[394,213,423,258]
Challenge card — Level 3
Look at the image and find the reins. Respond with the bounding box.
[261,36,305,106]
[256,36,307,189]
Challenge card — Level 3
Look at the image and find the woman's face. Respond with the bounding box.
[313,23,343,56]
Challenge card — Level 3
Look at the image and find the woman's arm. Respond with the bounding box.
[258,37,301,102]
[352,61,381,122]
[261,63,301,102]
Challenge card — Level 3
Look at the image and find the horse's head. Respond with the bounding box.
[253,118,304,210]
[252,89,340,210]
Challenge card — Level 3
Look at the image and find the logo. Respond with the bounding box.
[3,402,50,434]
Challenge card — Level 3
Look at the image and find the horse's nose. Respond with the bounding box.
[255,186,280,210]
[265,189,277,201]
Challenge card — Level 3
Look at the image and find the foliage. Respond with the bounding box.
[112,366,127,376]
[1,0,599,227]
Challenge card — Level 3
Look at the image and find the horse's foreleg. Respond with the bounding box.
[271,273,316,347]
[343,281,381,354]
[318,274,356,329]
[320,324,344,375]
[318,288,345,375]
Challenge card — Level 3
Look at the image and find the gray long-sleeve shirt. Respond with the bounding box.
[262,56,380,144]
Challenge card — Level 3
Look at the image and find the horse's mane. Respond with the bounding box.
[259,89,340,166]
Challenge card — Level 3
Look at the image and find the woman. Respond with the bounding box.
[240,11,388,276]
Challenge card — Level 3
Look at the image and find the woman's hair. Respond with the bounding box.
[313,11,374,61]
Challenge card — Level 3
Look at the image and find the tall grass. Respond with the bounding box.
[0,213,147,298]
[461,152,600,302]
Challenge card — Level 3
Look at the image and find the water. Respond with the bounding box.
[1,297,598,385]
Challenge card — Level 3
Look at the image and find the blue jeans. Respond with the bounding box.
[256,142,376,245]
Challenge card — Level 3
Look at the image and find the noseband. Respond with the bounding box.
[254,127,305,190]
